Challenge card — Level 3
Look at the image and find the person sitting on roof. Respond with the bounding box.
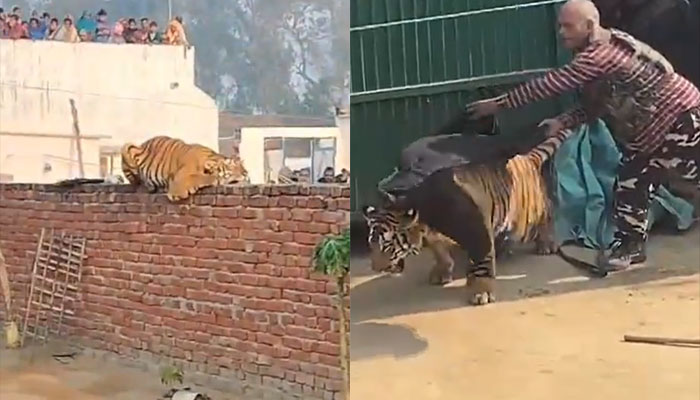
[165,16,189,46]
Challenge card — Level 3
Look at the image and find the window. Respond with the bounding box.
[313,138,336,183]
[99,147,121,178]
[263,137,336,184]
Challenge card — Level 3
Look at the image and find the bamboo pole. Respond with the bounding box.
[624,335,700,346]
[0,249,11,316]
[69,99,85,178]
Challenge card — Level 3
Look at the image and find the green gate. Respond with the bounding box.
[350,0,574,213]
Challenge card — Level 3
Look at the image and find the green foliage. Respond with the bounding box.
[312,228,349,278]
[159,364,184,386]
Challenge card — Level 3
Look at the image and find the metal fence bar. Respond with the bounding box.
[351,68,551,102]
[350,0,566,32]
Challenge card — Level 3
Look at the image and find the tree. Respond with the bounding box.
[311,228,350,399]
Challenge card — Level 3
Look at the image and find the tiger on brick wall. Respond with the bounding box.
[363,128,576,306]
[121,136,248,202]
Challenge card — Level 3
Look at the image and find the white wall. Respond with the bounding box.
[335,112,350,172]
[0,39,219,183]
[0,133,103,183]
[239,127,341,184]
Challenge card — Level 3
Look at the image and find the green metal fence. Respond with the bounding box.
[350,0,573,212]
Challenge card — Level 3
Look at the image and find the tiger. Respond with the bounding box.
[363,205,460,282]
[362,206,515,284]
[363,128,576,306]
[120,136,248,202]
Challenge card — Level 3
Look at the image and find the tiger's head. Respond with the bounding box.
[205,156,249,185]
[120,143,142,184]
[362,205,425,274]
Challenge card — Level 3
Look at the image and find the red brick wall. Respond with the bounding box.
[0,183,349,400]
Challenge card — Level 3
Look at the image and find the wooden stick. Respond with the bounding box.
[0,248,13,316]
[624,335,700,346]
[69,99,85,178]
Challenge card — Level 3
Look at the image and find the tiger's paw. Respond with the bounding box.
[167,189,190,202]
[428,267,453,285]
[535,238,559,255]
[469,291,496,305]
[145,182,158,193]
[466,276,496,306]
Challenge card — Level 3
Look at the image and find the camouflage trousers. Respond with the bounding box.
[614,106,700,243]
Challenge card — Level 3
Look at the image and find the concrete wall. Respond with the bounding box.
[0,39,219,183]
[334,113,350,172]
[239,127,341,185]
[0,183,350,400]
[0,132,105,183]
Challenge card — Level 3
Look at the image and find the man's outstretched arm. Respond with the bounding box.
[495,51,607,109]
[467,44,623,118]
[536,106,589,137]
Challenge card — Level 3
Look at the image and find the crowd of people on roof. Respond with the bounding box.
[276,166,350,185]
[0,5,188,45]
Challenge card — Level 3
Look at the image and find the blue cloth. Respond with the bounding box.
[28,27,45,40]
[552,119,695,249]
[76,16,97,36]
[38,21,48,37]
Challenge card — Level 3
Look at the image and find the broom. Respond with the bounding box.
[0,249,20,348]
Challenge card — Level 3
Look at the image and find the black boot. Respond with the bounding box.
[606,234,647,271]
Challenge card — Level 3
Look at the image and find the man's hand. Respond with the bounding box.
[538,118,564,137]
[464,98,501,120]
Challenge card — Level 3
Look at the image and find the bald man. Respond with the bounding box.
[466,0,700,270]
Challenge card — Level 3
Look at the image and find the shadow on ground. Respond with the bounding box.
[350,322,428,361]
[350,223,699,361]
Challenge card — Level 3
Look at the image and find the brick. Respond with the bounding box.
[286,326,324,341]
[263,208,289,220]
[262,231,295,243]
[0,183,348,398]
[246,195,269,207]
[291,209,313,222]
[338,198,351,210]
[293,232,322,245]
[254,264,282,277]
[256,332,282,346]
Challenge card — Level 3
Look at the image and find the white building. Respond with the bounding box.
[0,39,218,183]
[219,113,348,185]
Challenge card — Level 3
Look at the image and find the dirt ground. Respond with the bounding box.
[350,228,700,400]
[0,342,233,400]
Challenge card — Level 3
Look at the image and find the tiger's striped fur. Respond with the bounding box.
[462,128,574,243]
[363,205,457,283]
[364,128,576,302]
[121,136,248,202]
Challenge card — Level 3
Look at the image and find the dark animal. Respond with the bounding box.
[363,128,575,306]
[595,0,700,88]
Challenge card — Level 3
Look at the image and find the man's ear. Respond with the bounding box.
[586,19,595,32]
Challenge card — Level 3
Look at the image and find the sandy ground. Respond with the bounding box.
[0,342,233,400]
[350,228,700,400]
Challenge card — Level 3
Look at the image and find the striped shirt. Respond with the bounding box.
[497,32,700,154]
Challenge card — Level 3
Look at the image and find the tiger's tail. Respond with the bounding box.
[504,128,576,242]
[523,128,577,169]
[512,127,610,277]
